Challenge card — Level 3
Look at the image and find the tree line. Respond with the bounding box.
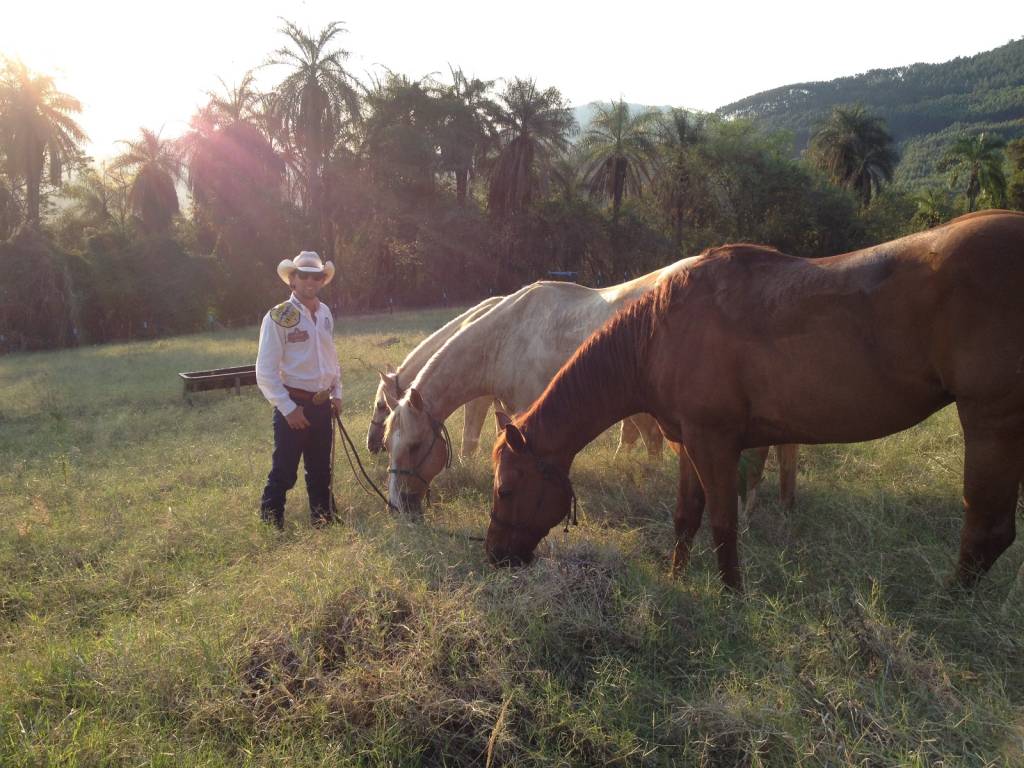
[2,21,1024,352]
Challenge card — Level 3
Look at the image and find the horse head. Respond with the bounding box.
[384,387,451,517]
[367,366,401,453]
[486,418,574,567]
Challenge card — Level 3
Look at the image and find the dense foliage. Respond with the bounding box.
[1,30,1023,352]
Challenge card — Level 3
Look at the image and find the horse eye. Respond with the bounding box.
[497,487,514,499]
[409,441,422,453]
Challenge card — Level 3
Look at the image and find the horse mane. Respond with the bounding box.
[510,272,680,447]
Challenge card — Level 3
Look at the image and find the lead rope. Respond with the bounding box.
[334,412,400,513]
[331,411,483,544]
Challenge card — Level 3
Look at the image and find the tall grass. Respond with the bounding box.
[1,307,1022,766]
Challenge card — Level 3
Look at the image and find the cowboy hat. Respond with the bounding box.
[277,250,336,285]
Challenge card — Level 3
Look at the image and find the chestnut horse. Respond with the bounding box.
[488,211,1024,592]
[385,262,799,517]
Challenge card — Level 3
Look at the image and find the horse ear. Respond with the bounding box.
[379,373,400,410]
[504,423,527,453]
[409,388,424,412]
[495,411,512,430]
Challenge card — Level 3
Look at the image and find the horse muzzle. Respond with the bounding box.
[396,491,424,520]
[486,544,535,568]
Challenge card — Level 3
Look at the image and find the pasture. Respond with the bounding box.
[1,306,1023,767]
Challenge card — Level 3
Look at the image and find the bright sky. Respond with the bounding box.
[2,0,1021,159]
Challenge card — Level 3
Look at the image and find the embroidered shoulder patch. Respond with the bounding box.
[270,302,300,328]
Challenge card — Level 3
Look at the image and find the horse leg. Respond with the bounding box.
[671,448,705,577]
[776,444,798,510]
[615,417,641,458]
[634,413,664,460]
[954,430,1024,586]
[460,396,492,459]
[685,435,743,592]
[741,447,769,516]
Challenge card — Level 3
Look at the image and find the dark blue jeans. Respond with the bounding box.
[260,400,333,526]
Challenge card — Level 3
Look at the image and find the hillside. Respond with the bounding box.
[717,37,1024,187]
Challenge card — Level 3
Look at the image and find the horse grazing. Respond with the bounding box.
[368,294,660,460]
[488,211,1024,592]
[385,262,799,517]
[367,296,503,457]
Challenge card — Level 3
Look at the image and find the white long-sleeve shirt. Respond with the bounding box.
[256,294,342,416]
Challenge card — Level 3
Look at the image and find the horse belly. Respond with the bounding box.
[745,352,951,446]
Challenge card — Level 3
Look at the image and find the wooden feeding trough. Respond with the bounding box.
[179,364,257,404]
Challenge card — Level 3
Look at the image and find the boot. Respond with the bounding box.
[310,493,338,528]
[260,506,284,530]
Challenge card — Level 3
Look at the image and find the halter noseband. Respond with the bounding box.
[534,456,579,533]
[387,407,454,489]
[493,452,579,536]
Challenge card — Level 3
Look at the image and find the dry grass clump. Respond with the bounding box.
[237,581,518,765]
[232,544,661,765]
[663,697,797,768]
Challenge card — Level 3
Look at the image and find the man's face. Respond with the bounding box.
[290,270,325,301]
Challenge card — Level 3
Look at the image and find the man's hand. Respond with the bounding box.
[331,398,343,417]
[285,405,310,429]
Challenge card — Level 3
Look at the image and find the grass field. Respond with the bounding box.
[2,306,1023,767]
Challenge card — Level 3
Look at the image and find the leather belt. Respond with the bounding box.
[286,386,332,405]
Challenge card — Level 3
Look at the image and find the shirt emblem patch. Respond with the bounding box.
[286,329,309,343]
[270,302,300,328]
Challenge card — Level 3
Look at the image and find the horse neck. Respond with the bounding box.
[410,318,499,421]
[397,320,465,384]
[521,323,647,466]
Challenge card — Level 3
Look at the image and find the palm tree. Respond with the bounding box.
[0,173,20,239]
[110,128,182,234]
[487,78,576,216]
[64,164,130,230]
[911,188,952,230]
[0,58,87,226]
[652,108,707,249]
[201,71,261,126]
[184,98,284,237]
[808,105,897,208]
[438,67,501,206]
[940,132,1007,212]
[577,100,660,219]
[360,72,443,195]
[183,75,284,215]
[268,20,361,227]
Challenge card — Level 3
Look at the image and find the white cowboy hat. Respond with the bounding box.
[277,250,336,285]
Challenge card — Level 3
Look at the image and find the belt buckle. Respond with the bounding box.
[312,388,331,405]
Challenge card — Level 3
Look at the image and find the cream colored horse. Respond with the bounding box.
[367,296,503,457]
[368,295,658,459]
[383,265,693,514]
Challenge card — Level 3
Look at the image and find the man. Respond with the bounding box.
[255,250,343,529]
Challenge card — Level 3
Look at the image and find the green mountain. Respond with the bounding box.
[716,37,1024,188]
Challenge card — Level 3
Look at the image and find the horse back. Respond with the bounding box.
[650,213,1024,444]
